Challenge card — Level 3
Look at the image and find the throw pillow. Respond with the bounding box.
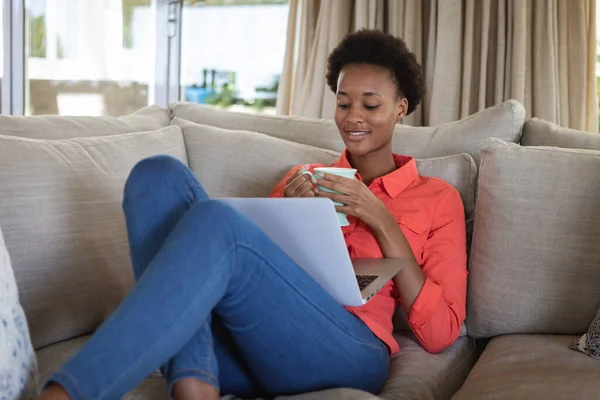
[570,308,600,359]
[0,225,37,399]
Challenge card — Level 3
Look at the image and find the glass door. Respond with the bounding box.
[24,0,156,116]
[180,0,289,115]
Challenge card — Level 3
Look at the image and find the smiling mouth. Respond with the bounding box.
[345,130,370,141]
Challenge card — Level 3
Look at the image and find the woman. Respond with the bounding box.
[38,29,466,400]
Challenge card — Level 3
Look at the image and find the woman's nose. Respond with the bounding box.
[347,108,364,124]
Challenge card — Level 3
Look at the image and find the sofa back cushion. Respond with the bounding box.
[467,139,600,337]
[0,126,187,349]
[170,100,525,165]
[521,118,600,150]
[0,106,171,139]
[174,118,340,198]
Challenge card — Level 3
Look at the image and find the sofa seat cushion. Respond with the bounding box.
[0,106,171,139]
[37,331,476,400]
[170,100,525,165]
[0,127,188,350]
[378,332,477,400]
[452,335,600,400]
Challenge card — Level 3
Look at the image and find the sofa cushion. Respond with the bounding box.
[452,335,600,400]
[0,225,37,399]
[169,100,525,165]
[379,332,477,400]
[0,127,187,349]
[172,118,340,198]
[0,105,171,139]
[467,139,600,338]
[521,118,600,150]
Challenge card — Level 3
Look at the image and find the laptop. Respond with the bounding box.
[220,198,409,306]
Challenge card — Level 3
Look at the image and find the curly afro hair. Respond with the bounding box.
[326,29,425,116]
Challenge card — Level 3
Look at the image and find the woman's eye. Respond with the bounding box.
[365,105,380,110]
[337,104,350,109]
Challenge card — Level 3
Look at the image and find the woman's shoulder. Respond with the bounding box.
[414,174,461,197]
[413,175,465,212]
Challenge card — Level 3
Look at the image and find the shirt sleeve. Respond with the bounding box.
[269,165,304,198]
[407,187,468,354]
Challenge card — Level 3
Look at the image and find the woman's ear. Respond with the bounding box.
[397,97,408,121]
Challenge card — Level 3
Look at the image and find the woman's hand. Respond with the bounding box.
[316,172,395,232]
[318,172,426,316]
[283,165,318,198]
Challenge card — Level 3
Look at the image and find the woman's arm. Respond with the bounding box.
[372,214,426,315]
[386,189,467,354]
[303,172,468,354]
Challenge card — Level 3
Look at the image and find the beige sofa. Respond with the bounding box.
[1,100,599,400]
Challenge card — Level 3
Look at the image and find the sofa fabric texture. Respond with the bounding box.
[0,106,171,140]
[521,118,600,150]
[467,139,600,338]
[452,335,600,400]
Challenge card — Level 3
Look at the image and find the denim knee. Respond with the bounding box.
[123,155,192,205]
[127,155,187,188]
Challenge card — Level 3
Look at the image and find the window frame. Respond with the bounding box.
[0,0,183,115]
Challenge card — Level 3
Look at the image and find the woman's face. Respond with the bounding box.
[334,63,407,158]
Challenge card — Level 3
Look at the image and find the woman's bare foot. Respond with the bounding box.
[173,378,220,400]
[36,383,70,400]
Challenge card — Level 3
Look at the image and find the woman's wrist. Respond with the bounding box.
[373,210,399,239]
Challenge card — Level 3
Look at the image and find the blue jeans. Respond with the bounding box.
[48,155,389,400]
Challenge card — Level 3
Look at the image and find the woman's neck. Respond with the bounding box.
[348,147,397,186]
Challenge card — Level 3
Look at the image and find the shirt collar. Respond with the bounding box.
[332,149,418,198]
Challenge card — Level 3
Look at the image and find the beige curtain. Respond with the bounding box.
[277,0,598,132]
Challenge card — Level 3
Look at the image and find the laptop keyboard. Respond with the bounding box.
[356,274,378,290]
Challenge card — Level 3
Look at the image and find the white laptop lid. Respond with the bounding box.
[219,198,364,306]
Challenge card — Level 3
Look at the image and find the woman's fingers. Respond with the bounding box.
[297,179,317,197]
[316,189,350,204]
[284,168,313,197]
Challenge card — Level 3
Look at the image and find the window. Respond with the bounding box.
[180,0,289,115]
[2,0,290,116]
[0,2,3,111]
[24,0,156,116]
